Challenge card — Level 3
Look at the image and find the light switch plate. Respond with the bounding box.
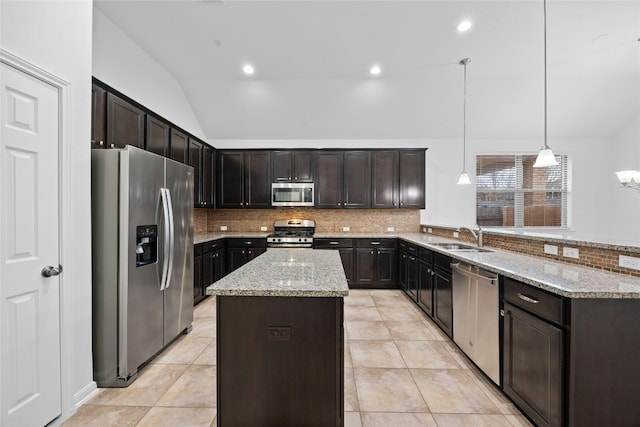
[619,255,640,271]
[260,226,267,231]
[220,225,228,231]
[562,247,579,259]
[544,244,558,256]
[428,227,433,233]
[342,226,350,232]
[453,231,459,238]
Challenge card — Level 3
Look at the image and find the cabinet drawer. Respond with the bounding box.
[202,239,224,253]
[418,247,433,263]
[399,240,418,254]
[503,277,565,325]
[314,238,353,249]
[433,252,452,273]
[355,238,396,248]
[226,238,267,248]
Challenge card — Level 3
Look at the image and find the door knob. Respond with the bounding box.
[42,265,62,277]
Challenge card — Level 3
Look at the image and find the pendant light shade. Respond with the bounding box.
[533,0,558,168]
[458,57,471,185]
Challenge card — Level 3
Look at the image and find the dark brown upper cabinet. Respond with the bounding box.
[218,151,271,209]
[145,114,170,157]
[91,83,107,149]
[372,151,399,208]
[188,138,214,208]
[271,150,314,182]
[315,151,370,208]
[399,150,426,208]
[170,128,188,164]
[106,92,145,149]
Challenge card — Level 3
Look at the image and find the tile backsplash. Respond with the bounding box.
[194,208,420,234]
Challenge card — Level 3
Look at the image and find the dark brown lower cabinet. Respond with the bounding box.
[432,253,452,338]
[225,238,266,273]
[217,296,344,426]
[503,302,563,427]
[353,239,396,289]
[314,239,354,286]
[418,259,433,316]
[193,245,203,304]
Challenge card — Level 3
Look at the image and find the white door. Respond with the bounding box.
[0,62,62,426]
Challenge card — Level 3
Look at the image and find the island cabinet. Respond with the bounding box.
[271,150,314,182]
[502,278,640,427]
[193,240,226,305]
[193,244,204,304]
[314,238,354,286]
[106,92,145,149]
[145,114,170,157]
[432,252,453,338]
[315,151,370,208]
[225,238,266,273]
[218,151,271,208]
[353,239,397,289]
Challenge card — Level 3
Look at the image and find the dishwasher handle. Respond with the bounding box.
[451,262,498,285]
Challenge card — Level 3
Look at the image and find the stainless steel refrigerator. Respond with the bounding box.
[91,145,194,387]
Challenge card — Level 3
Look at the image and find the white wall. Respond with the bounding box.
[92,8,206,140]
[1,0,94,421]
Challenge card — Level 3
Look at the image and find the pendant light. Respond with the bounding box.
[533,0,559,168]
[457,58,471,185]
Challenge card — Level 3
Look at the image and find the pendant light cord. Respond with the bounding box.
[543,0,548,150]
[459,58,470,173]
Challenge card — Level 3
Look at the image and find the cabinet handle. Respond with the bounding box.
[410,256,416,261]
[329,241,340,245]
[242,250,245,254]
[243,241,253,245]
[337,202,341,206]
[517,293,540,304]
[371,250,374,254]
[371,241,381,245]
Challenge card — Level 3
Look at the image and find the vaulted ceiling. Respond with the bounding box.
[94,0,639,141]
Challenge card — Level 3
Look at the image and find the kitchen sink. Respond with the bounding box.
[432,242,493,253]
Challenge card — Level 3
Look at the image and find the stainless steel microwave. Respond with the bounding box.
[271,183,314,207]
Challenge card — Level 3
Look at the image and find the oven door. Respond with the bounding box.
[271,183,314,207]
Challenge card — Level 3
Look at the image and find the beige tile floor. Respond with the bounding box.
[63,289,532,427]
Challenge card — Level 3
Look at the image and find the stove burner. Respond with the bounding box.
[267,219,316,248]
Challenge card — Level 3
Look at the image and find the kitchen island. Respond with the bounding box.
[206,248,348,427]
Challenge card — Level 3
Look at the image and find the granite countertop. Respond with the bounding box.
[194,232,268,245]
[205,248,349,297]
[315,232,640,299]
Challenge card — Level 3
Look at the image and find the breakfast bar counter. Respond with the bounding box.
[206,248,348,427]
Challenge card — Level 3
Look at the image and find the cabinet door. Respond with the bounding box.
[146,115,170,157]
[293,151,314,182]
[503,303,563,427]
[91,83,107,149]
[244,151,271,208]
[418,260,433,316]
[170,128,188,164]
[371,151,399,208]
[376,248,397,287]
[433,270,453,338]
[343,151,371,208]
[406,255,419,301]
[315,151,343,208]
[188,138,203,206]
[354,248,376,287]
[202,250,214,291]
[246,247,266,261]
[398,251,408,291]
[201,147,214,208]
[213,249,225,282]
[193,253,203,304]
[338,248,354,286]
[226,248,247,273]
[106,92,145,149]
[218,151,244,208]
[399,150,425,208]
[271,151,293,182]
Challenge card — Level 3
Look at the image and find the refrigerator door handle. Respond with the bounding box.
[164,188,175,289]
[160,188,171,291]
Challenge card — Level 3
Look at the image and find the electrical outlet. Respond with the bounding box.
[428,227,433,233]
[544,244,558,256]
[260,226,267,231]
[342,226,350,232]
[220,225,227,231]
[387,226,395,232]
[453,231,459,238]
[619,255,640,271]
[422,226,427,233]
[562,247,579,259]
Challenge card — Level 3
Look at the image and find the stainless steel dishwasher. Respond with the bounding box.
[451,261,500,385]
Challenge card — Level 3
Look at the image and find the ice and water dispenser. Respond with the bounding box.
[136,225,158,267]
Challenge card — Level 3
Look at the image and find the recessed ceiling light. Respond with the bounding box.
[242,64,255,76]
[370,65,381,76]
[457,20,472,32]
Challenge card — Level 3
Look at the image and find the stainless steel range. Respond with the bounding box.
[267,219,315,248]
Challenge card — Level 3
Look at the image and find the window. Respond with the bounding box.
[476,154,568,228]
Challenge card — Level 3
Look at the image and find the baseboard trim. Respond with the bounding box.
[74,381,98,409]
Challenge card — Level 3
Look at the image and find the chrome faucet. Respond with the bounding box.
[457,226,483,247]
